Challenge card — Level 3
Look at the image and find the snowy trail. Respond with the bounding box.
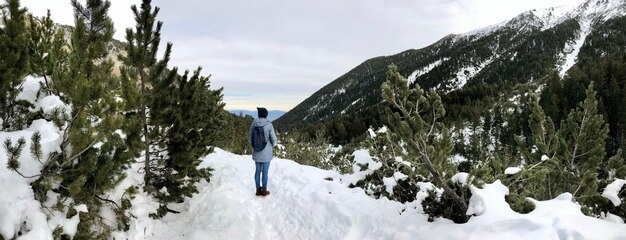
[150,149,421,240]
[116,149,626,240]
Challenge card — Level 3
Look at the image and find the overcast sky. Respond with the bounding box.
[23,0,582,111]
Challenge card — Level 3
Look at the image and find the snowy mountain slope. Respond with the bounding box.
[114,149,626,240]
[275,0,626,129]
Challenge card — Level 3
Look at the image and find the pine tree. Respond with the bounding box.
[502,94,557,212]
[278,127,332,168]
[0,0,29,130]
[621,81,626,160]
[360,125,421,203]
[605,76,623,159]
[215,112,254,155]
[16,0,138,237]
[149,69,224,217]
[501,81,626,217]
[602,149,626,219]
[119,0,172,193]
[28,10,67,95]
[121,0,226,217]
[539,71,564,125]
[554,82,607,206]
[381,64,468,222]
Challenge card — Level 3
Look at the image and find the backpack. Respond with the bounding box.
[251,126,267,152]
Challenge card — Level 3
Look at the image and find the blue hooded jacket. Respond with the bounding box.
[248,117,277,162]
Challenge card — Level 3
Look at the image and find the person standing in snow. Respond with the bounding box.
[248,107,277,196]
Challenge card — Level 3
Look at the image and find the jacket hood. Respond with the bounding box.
[253,118,271,127]
[257,107,269,118]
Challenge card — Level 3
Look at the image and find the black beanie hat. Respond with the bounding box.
[257,107,268,118]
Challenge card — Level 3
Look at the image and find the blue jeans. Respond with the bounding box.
[255,161,271,190]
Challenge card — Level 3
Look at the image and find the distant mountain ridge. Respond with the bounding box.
[274,0,626,129]
[228,109,285,121]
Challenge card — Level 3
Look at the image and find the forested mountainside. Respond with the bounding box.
[275,0,626,149]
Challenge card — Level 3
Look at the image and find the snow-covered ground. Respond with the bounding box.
[3,138,626,239]
[114,149,626,240]
[115,149,422,239]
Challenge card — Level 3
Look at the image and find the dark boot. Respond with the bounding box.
[255,188,262,196]
[261,188,270,196]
